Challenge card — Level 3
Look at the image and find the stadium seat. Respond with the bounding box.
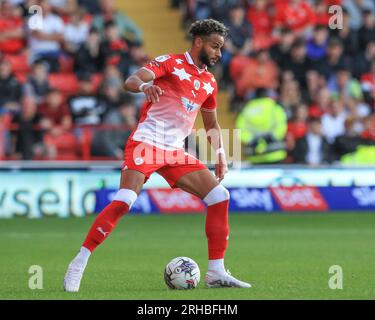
[229,55,250,80]
[4,53,30,73]
[48,73,79,95]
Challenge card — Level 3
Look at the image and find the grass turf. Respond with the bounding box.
[0,212,374,300]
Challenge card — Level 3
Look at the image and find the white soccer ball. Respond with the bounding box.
[164,257,200,290]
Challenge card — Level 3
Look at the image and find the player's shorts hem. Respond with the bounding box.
[200,107,216,112]
[167,167,208,188]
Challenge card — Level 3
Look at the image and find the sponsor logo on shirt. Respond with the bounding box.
[194,80,200,90]
[155,55,170,62]
[181,97,199,113]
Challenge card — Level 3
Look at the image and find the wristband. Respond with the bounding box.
[139,83,148,92]
[216,147,225,156]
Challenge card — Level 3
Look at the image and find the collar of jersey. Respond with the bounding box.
[184,52,207,72]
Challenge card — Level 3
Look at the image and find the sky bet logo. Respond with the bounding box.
[181,97,199,113]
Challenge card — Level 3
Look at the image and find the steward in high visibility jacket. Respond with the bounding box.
[235,92,287,164]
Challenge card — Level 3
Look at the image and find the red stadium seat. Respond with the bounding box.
[229,55,250,80]
[4,53,30,73]
[48,73,79,95]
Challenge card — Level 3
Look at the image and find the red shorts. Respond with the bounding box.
[122,139,207,187]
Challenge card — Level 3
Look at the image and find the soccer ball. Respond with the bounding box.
[164,257,200,290]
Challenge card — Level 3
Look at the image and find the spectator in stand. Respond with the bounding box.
[100,20,132,77]
[11,95,44,160]
[286,103,309,155]
[358,9,375,52]
[68,72,106,126]
[28,0,65,72]
[74,27,104,75]
[361,58,375,108]
[306,70,327,104]
[24,61,50,104]
[343,0,375,31]
[91,95,137,159]
[313,0,331,27]
[246,0,273,49]
[49,0,78,17]
[282,39,312,91]
[126,42,150,75]
[93,0,143,44]
[38,88,76,159]
[316,37,348,80]
[222,4,252,82]
[361,114,375,140]
[321,98,347,143]
[64,7,90,53]
[124,43,149,108]
[278,79,301,119]
[293,116,333,165]
[100,77,126,114]
[353,40,375,79]
[274,0,316,36]
[0,59,22,114]
[235,88,287,164]
[345,96,371,133]
[330,7,358,58]
[102,64,124,88]
[328,66,363,103]
[311,87,332,116]
[333,117,374,161]
[194,0,240,22]
[270,27,295,69]
[78,0,101,15]
[0,0,25,54]
[306,25,329,66]
[233,49,279,100]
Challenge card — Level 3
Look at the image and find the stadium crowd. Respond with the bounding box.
[0,0,146,160]
[177,0,375,165]
[0,0,374,165]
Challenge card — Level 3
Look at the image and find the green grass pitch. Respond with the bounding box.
[1,212,375,300]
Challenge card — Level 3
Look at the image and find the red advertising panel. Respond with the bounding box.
[147,189,206,214]
[270,186,328,211]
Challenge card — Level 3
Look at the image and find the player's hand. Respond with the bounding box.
[143,84,163,103]
[215,154,228,183]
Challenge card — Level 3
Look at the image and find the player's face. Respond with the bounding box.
[199,33,225,67]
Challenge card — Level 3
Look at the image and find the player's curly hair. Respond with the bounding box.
[188,19,228,39]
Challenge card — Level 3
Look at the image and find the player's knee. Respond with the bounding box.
[113,189,138,209]
[203,185,230,206]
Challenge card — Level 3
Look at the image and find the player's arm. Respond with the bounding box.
[123,68,163,103]
[201,109,228,182]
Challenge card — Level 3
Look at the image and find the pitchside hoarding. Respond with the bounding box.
[0,168,374,218]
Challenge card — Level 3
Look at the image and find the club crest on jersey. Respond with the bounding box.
[181,97,199,113]
[155,55,170,63]
[194,80,200,90]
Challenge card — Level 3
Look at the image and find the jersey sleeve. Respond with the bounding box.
[142,54,173,80]
[200,80,218,112]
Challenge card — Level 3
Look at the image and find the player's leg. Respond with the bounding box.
[63,169,144,292]
[174,169,251,288]
[81,169,144,252]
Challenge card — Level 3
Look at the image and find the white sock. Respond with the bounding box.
[208,259,226,274]
[73,246,91,267]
